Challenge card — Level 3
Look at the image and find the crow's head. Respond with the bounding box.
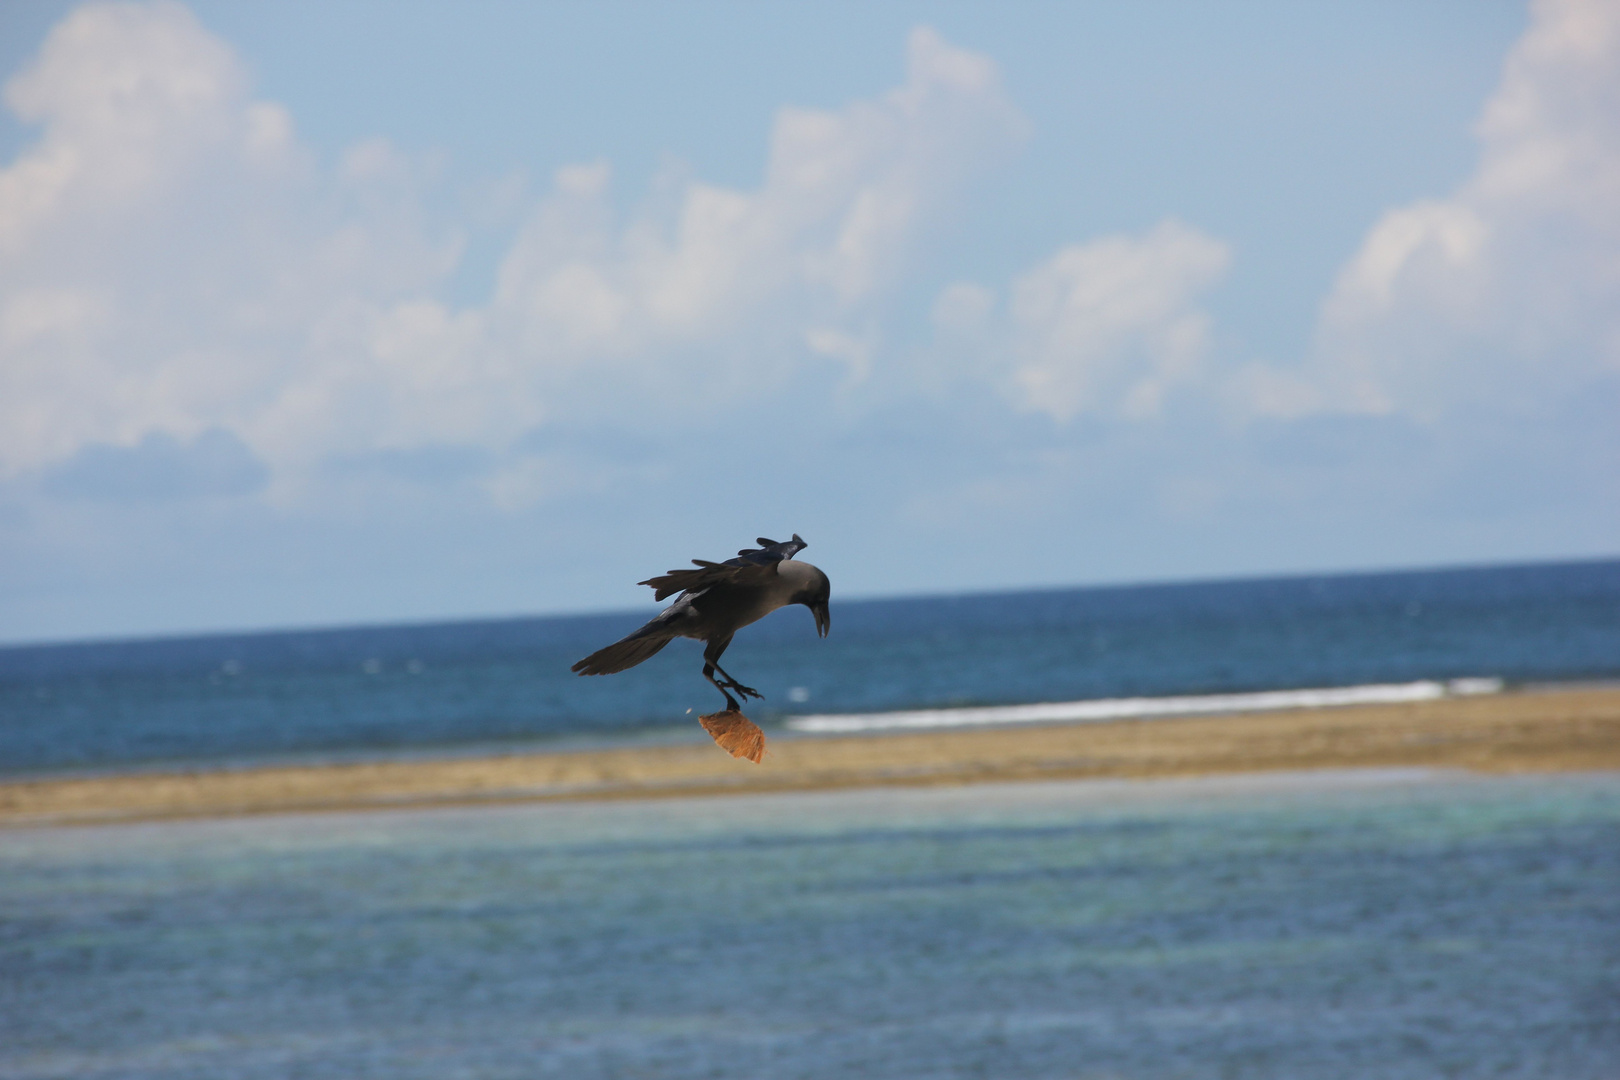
[793,564,832,638]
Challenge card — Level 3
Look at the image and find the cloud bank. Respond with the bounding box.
[17,0,1610,497]
[0,6,1028,496]
[1293,0,1620,422]
[932,221,1231,421]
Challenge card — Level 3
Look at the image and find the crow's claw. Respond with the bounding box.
[721,678,763,701]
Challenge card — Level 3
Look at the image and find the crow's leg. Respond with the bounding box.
[702,660,739,711]
[701,635,738,711]
[701,636,759,711]
[710,660,762,702]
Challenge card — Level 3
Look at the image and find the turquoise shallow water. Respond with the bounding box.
[3,770,1618,1079]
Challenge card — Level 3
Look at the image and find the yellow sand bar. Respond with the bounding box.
[3,686,1617,826]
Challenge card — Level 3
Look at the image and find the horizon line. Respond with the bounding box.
[3,551,1615,654]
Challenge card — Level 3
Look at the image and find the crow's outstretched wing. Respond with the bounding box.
[639,534,808,601]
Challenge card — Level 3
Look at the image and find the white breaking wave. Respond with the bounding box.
[784,678,1505,735]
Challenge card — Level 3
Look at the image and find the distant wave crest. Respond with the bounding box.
[785,678,1504,734]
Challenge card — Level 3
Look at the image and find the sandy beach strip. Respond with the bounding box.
[3,685,1617,826]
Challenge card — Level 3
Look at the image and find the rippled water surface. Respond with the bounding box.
[4,771,1617,1079]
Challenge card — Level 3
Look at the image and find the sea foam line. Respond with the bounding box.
[784,678,1505,734]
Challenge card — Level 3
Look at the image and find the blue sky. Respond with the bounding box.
[1,0,1615,644]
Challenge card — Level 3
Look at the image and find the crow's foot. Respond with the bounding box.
[721,679,763,701]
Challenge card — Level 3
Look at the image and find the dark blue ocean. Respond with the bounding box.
[2,558,1617,774]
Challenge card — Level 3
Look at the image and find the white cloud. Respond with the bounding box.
[0,8,1026,493]
[933,220,1230,421]
[0,0,247,247]
[804,327,875,382]
[491,26,1025,403]
[0,1,462,479]
[1302,0,1620,420]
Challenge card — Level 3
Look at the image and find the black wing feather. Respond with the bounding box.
[637,533,808,601]
[729,534,807,566]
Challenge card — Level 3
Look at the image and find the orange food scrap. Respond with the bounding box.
[698,709,767,763]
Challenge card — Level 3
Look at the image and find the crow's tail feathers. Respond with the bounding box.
[571,623,675,676]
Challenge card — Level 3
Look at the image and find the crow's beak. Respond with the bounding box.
[812,601,831,638]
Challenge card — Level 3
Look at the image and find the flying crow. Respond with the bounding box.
[571,534,831,713]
